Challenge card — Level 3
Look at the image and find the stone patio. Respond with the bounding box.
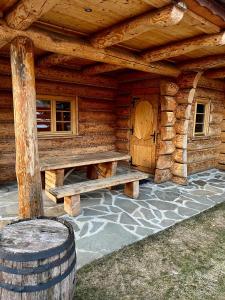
[1,168,225,269]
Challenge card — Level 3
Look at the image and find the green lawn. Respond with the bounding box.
[75,202,225,300]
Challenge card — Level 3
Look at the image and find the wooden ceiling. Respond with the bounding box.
[0,0,225,79]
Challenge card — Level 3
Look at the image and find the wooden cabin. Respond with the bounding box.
[1,0,225,217]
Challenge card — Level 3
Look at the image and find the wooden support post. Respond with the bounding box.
[64,195,80,216]
[87,161,118,179]
[124,181,139,199]
[45,169,64,202]
[10,36,43,218]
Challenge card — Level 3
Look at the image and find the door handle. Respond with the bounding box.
[150,131,157,143]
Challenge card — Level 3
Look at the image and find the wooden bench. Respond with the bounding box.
[40,151,130,202]
[49,171,149,216]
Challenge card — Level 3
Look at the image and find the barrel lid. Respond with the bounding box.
[0,219,69,254]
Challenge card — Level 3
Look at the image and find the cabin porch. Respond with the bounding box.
[1,168,225,268]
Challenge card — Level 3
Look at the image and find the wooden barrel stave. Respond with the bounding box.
[0,217,76,300]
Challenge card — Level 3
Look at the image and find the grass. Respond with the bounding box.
[75,202,225,300]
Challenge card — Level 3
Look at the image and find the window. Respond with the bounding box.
[36,97,78,135]
[193,100,210,137]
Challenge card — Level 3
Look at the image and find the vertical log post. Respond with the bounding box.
[10,36,43,218]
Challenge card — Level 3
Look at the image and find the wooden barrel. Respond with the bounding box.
[0,217,76,299]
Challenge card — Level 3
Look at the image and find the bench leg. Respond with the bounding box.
[87,162,117,179]
[124,181,139,199]
[45,169,64,203]
[64,195,80,216]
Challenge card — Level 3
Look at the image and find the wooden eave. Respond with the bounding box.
[0,0,225,79]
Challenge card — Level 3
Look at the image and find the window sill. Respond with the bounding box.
[38,134,83,139]
[190,136,211,141]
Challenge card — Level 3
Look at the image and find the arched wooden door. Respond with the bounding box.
[130,97,158,174]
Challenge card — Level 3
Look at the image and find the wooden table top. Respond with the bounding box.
[40,151,130,171]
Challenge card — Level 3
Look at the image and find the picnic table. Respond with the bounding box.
[40,151,131,202]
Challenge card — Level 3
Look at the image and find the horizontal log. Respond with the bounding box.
[161,112,176,126]
[177,74,225,91]
[82,64,123,75]
[154,168,172,183]
[171,162,187,178]
[79,98,115,111]
[0,75,116,99]
[188,149,218,163]
[209,113,223,124]
[79,111,116,122]
[90,4,186,48]
[176,104,192,120]
[116,130,130,141]
[195,88,225,101]
[208,125,221,136]
[161,96,177,112]
[116,96,131,107]
[179,54,225,71]
[176,89,196,104]
[115,140,129,152]
[188,137,221,151]
[142,31,225,63]
[160,80,179,96]
[219,143,225,154]
[174,134,187,149]
[160,126,176,141]
[173,149,187,163]
[0,25,180,77]
[79,123,115,135]
[158,141,175,155]
[175,119,189,135]
[156,154,173,169]
[188,159,216,174]
[205,67,225,79]
[117,118,130,129]
[116,107,130,117]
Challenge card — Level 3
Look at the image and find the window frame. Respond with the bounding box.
[36,95,78,137]
[193,99,210,138]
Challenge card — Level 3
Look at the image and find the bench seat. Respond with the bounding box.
[49,171,149,216]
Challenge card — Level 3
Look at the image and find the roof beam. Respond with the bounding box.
[0,24,180,77]
[90,3,186,49]
[205,68,225,79]
[0,0,60,48]
[179,54,225,71]
[82,63,123,75]
[0,58,118,88]
[5,0,59,30]
[141,31,225,62]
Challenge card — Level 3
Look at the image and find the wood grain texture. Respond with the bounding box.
[90,4,186,48]
[10,36,43,218]
[0,25,180,77]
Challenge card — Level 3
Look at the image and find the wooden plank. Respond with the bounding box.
[10,36,43,218]
[50,171,149,198]
[40,151,130,171]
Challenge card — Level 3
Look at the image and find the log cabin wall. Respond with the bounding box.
[0,77,117,183]
[186,78,225,175]
[218,105,225,171]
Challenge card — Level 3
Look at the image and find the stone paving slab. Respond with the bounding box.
[0,169,225,269]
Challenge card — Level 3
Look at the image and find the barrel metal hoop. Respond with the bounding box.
[0,216,75,262]
[0,257,76,293]
[0,243,75,275]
